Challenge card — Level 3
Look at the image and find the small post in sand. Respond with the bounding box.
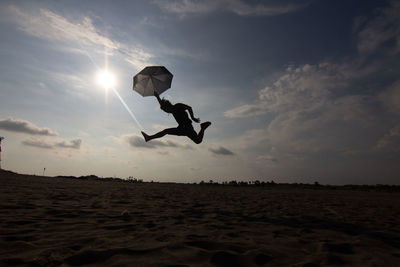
[0,137,4,170]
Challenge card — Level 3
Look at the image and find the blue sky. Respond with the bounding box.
[0,0,399,184]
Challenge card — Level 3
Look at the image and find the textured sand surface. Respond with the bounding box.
[1,170,399,266]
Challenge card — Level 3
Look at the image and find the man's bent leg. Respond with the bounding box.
[190,122,211,144]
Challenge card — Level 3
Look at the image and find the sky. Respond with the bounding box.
[0,0,399,184]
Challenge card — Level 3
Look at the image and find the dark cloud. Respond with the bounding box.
[257,155,278,163]
[356,1,400,55]
[22,138,82,150]
[55,139,81,149]
[209,146,235,156]
[0,118,58,136]
[154,0,308,17]
[124,135,193,150]
[22,139,53,149]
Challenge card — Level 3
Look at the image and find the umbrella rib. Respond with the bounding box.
[151,76,170,82]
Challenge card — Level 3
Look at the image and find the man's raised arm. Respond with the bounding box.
[154,91,162,105]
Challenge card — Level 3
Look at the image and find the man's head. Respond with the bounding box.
[160,98,173,113]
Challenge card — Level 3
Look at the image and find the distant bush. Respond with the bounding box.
[127,176,143,183]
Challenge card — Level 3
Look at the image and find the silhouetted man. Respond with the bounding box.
[141,91,211,144]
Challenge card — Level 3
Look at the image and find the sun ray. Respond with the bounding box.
[94,68,142,129]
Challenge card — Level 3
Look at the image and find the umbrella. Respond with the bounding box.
[133,66,173,96]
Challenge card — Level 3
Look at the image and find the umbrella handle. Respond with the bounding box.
[154,91,162,104]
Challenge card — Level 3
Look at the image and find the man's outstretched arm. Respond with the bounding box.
[186,105,200,123]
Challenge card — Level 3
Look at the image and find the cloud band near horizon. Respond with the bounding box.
[22,138,82,150]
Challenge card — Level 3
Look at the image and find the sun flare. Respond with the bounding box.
[96,70,116,89]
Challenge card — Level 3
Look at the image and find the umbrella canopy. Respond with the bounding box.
[133,66,173,97]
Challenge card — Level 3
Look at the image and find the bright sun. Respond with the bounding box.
[96,70,116,89]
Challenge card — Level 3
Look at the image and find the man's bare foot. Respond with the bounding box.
[201,121,211,130]
[141,131,150,142]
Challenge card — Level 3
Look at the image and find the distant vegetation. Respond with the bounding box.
[196,179,400,192]
[56,174,143,183]
[1,169,398,192]
[52,174,400,192]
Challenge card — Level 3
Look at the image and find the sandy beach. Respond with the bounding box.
[1,170,399,266]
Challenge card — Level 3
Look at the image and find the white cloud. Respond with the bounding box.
[224,3,400,168]
[51,72,88,91]
[224,103,266,118]
[374,125,400,152]
[224,62,349,119]
[6,5,153,69]
[256,155,278,163]
[0,118,58,136]
[122,47,154,69]
[153,0,308,17]
[78,131,90,137]
[379,80,400,114]
[8,6,118,50]
[223,59,382,161]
